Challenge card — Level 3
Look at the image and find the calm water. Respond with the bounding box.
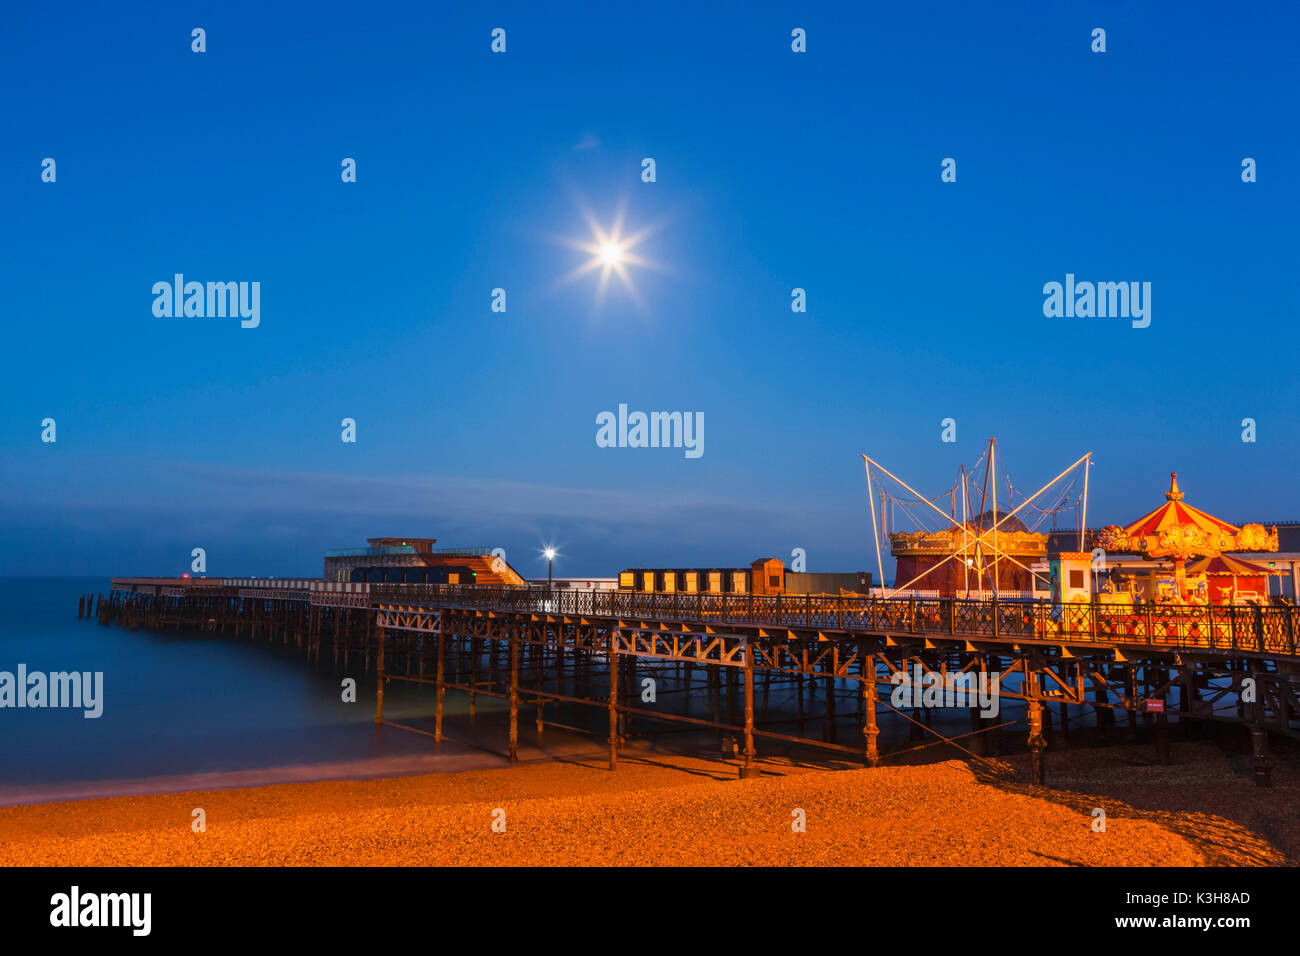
[0,577,505,804]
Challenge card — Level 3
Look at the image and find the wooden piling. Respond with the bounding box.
[740,641,759,779]
[862,651,879,767]
[1027,671,1045,787]
[535,631,544,735]
[607,632,619,771]
[435,627,445,744]
[375,625,385,725]
[508,635,519,762]
[469,636,478,719]
[824,675,838,744]
[1251,725,1272,787]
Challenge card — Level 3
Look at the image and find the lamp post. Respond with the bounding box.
[543,547,556,590]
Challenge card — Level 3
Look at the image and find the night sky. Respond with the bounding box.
[2,1,1297,579]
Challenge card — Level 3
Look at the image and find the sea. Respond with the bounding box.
[0,577,512,806]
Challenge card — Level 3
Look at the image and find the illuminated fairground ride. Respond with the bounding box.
[863,438,1092,601]
[863,440,1281,610]
[1095,473,1280,606]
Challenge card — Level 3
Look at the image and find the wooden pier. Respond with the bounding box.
[99,578,1300,786]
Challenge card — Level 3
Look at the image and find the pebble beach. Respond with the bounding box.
[0,739,1292,867]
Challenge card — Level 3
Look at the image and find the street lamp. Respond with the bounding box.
[543,547,557,588]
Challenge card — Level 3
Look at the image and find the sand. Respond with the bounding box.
[0,739,1290,866]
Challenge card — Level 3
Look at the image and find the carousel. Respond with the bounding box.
[1096,473,1280,606]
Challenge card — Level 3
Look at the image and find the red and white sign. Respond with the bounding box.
[1145,699,1165,713]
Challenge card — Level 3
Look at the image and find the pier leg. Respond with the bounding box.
[374,625,385,725]
[508,637,519,762]
[469,636,478,719]
[535,638,544,736]
[726,666,737,730]
[970,708,986,757]
[608,633,619,771]
[741,644,759,779]
[1251,725,1272,787]
[862,652,879,767]
[1155,708,1170,765]
[797,672,806,736]
[1094,677,1111,746]
[556,643,565,700]
[709,664,720,736]
[824,676,838,744]
[625,652,635,737]
[435,627,445,744]
[1027,675,1046,787]
[1126,667,1139,743]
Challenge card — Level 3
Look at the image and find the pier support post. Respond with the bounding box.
[1251,725,1272,787]
[797,672,806,736]
[1126,666,1139,743]
[435,626,445,744]
[625,651,636,737]
[969,708,986,756]
[824,675,838,744]
[508,635,519,762]
[741,642,759,779]
[1027,673,1046,787]
[1155,708,1170,765]
[1094,677,1111,746]
[726,665,736,729]
[608,631,619,771]
[469,635,478,719]
[536,630,545,736]
[1180,666,1197,739]
[862,651,879,767]
[708,665,721,732]
[374,625,385,725]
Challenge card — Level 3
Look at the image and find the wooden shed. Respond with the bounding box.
[750,558,785,595]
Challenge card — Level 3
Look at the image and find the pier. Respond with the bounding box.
[96,577,1300,787]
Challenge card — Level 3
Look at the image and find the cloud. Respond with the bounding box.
[0,456,874,578]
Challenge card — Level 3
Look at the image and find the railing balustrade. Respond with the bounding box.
[363,584,1298,657]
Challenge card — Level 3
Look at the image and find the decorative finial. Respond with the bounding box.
[1166,472,1183,501]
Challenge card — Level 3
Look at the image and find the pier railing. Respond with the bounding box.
[107,577,1298,658]
[369,584,1299,657]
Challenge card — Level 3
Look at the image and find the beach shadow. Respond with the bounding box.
[965,744,1292,866]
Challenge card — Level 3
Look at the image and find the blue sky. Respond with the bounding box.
[2,1,1297,579]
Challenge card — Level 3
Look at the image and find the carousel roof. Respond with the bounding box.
[965,509,1031,534]
[1186,554,1281,577]
[1123,473,1240,538]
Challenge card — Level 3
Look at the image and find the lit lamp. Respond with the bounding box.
[543,547,557,589]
